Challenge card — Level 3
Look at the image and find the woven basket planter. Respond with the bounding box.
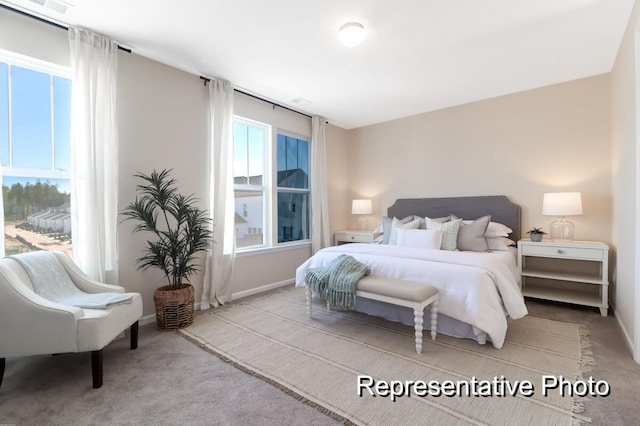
[153,284,195,331]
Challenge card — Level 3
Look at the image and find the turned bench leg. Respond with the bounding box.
[305,286,312,319]
[430,299,439,341]
[415,296,438,354]
[414,308,424,354]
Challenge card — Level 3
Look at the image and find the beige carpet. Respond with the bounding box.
[180,287,593,426]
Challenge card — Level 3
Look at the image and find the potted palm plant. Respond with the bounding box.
[122,169,212,330]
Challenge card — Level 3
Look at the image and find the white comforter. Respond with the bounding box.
[295,244,528,349]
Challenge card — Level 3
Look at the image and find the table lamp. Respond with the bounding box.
[352,199,372,231]
[542,192,583,241]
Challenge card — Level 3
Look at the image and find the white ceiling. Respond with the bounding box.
[3,0,636,129]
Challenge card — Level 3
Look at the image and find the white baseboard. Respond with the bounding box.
[139,301,203,326]
[140,314,156,326]
[231,278,294,301]
[140,280,293,326]
[614,309,636,360]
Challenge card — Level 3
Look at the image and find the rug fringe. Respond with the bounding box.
[570,325,594,425]
[178,331,357,426]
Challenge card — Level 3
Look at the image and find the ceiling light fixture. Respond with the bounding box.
[338,22,366,48]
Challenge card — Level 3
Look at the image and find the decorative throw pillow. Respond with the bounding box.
[382,215,415,244]
[456,215,491,252]
[425,217,462,251]
[395,228,443,249]
[388,217,421,245]
[452,215,513,239]
[432,216,451,223]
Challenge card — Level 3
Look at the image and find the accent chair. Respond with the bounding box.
[0,251,142,389]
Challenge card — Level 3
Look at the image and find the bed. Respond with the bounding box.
[295,195,528,349]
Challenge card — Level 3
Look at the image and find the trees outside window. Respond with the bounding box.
[0,51,72,256]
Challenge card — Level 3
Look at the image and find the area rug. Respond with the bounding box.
[179,287,593,425]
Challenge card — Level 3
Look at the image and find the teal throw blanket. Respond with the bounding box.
[305,254,370,310]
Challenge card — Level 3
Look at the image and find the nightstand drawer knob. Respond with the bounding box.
[350,236,355,240]
[557,249,564,254]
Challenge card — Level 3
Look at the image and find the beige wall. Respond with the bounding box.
[611,0,640,361]
[345,75,612,246]
[117,52,210,314]
[326,124,351,236]
[0,8,68,67]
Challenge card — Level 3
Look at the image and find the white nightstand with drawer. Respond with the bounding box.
[334,230,376,245]
[517,240,609,316]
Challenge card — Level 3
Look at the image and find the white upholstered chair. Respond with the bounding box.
[0,251,142,389]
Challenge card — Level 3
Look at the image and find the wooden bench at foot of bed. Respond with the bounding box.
[305,275,439,354]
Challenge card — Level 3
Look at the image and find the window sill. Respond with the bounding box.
[236,241,312,258]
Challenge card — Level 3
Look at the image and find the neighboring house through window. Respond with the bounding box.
[233,118,267,249]
[0,50,72,256]
[233,116,310,250]
[276,132,309,243]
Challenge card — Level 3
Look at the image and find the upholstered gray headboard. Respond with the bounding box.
[387,195,521,242]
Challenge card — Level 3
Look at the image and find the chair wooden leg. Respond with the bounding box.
[130,321,139,350]
[91,350,103,389]
[0,358,5,388]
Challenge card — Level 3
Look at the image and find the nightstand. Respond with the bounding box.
[517,240,609,316]
[334,230,377,245]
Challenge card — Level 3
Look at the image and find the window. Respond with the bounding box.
[0,51,72,256]
[276,133,309,243]
[232,117,311,250]
[233,118,268,249]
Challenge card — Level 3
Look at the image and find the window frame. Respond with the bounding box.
[0,49,71,180]
[232,117,312,253]
[275,129,310,245]
[233,116,271,250]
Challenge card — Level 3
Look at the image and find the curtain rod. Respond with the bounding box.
[0,3,132,53]
[199,76,316,121]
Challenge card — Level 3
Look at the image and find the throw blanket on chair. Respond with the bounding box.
[10,251,133,309]
[305,254,370,310]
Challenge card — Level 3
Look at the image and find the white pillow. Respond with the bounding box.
[426,217,462,251]
[487,237,516,251]
[462,220,513,238]
[395,228,442,249]
[388,217,421,245]
[383,215,415,244]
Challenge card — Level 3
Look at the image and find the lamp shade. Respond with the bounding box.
[542,192,583,216]
[352,199,372,215]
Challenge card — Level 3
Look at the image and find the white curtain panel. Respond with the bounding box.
[68,28,119,283]
[311,116,331,253]
[201,79,235,309]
